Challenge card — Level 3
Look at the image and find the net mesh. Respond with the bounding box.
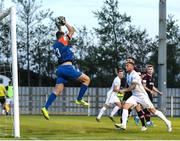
[0,9,14,137]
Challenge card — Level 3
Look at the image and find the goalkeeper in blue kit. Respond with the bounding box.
[41,16,90,120]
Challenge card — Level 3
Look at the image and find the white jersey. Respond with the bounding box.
[126,70,154,108]
[108,76,121,94]
[126,70,148,97]
[105,76,121,105]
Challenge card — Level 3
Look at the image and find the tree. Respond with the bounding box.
[12,0,53,86]
[0,12,13,78]
[0,20,11,65]
[149,15,180,87]
[30,23,55,85]
[75,0,155,86]
[70,26,99,86]
[70,0,158,86]
[124,25,157,70]
[92,0,130,85]
[166,15,180,87]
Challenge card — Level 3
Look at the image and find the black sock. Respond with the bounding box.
[143,109,151,122]
[137,110,146,127]
[128,109,132,115]
[119,109,123,123]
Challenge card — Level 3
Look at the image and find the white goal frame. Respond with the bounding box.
[0,7,20,138]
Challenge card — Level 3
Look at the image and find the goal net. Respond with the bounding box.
[0,7,20,138]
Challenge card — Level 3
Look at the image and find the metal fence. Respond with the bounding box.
[17,87,180,116]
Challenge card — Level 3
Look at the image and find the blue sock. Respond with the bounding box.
[45,93,57,109]
[77,84,88,100]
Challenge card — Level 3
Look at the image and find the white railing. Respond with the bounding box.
[16,87,180,116]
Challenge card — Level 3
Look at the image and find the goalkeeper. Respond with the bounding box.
[41,16,90,120]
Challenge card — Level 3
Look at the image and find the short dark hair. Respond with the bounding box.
[117,67,124,72]
[127,57,135,60]
[147,64,153,68]
[126,57,135,65]
[56,31,64,39]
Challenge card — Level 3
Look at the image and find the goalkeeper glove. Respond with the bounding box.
[55,16,66,31]
[57,16,66,25]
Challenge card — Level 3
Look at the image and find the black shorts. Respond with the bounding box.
[147,92,153,102]
[123,91,132,101]
[0,96,6,105]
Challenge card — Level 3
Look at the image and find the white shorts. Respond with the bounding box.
[125,95,154,109]
[105,92,120,106]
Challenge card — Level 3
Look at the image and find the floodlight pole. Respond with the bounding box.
[158,0,167,113]
[10,6,20,138]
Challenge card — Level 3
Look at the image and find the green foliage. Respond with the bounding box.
[0,11,14,78]
[149,15,180,88]
[166,15,180,87]
[12,0,55,86]
[124,26,157,70]
[73,0,157,86]
[93,0,130,70]
[0,0,178,87]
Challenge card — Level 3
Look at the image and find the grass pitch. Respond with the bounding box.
[0,115,180,140]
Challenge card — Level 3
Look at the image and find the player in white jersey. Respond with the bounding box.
[96,68,124,122]
[115,58,172,132]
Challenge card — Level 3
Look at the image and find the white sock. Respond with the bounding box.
[110,106,120,117]
[154,110,169,124]
[122,109,128,127]
[97,107,106,119]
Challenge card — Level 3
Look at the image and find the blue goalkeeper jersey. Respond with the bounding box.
[53,36,74,64]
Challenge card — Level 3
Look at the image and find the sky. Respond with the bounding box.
[3,0,180,38]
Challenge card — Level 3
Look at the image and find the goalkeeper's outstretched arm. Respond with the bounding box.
[65,22,75,39]
[55,16,75,40]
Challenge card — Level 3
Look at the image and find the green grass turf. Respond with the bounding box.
[0,115,179,140]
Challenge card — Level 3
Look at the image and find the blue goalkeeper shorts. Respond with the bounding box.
[56,65,82,84]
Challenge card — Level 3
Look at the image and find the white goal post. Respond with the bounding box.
[0,7,20,138]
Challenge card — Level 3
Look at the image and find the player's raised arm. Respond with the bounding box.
[55,16,75,40]
[65,22,75,39]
